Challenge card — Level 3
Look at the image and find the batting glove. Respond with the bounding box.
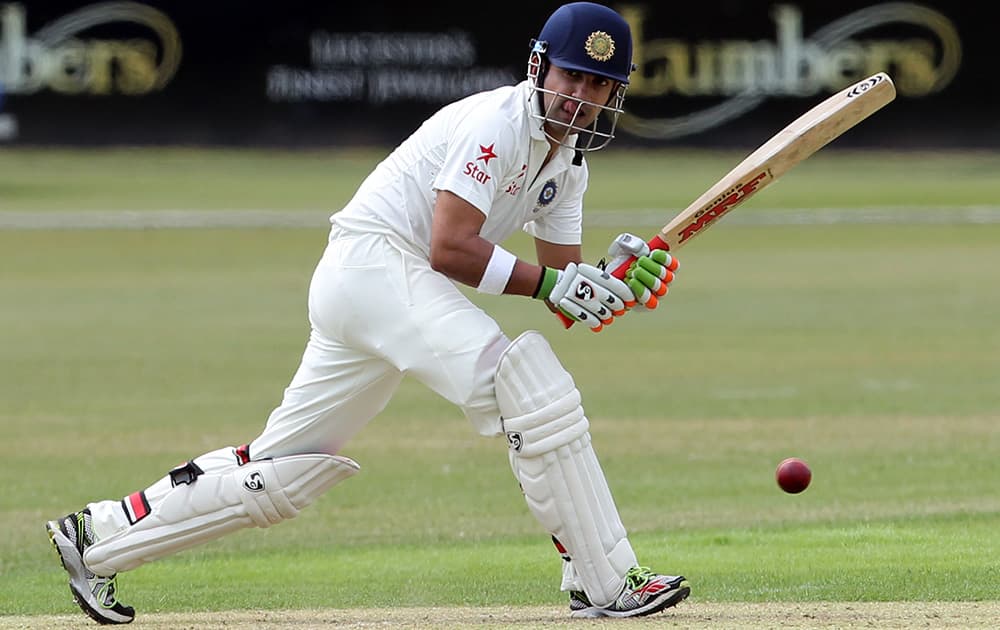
[534,263,633,332]
[625,249,678,309]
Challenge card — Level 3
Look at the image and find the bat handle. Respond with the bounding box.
[607,233,672,281]
[560,235,671,329]
[608,254,638,280]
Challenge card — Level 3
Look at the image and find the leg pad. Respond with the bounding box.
[85,450,358,575]
[497,331,636,607]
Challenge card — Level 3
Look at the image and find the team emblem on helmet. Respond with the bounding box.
[584,31,615,62]
[537,179,558,207]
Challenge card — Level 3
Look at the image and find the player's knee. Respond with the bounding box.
[238,454,352,526]
[495,331,589,457]
[462,332,511,437]
[166,448,358,527]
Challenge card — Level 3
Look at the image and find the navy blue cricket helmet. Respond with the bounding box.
[534,2,634,84]
[526,3,635,151]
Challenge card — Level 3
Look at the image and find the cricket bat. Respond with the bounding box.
[563,72,896,328]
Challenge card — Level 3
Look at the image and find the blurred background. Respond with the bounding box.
[0,0,992,149]
[3,2,1000,618]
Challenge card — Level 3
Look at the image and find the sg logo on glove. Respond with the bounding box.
[575,282,594,301]
[545,263,633,332]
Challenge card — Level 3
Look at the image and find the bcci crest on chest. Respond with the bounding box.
[535,179,559,212]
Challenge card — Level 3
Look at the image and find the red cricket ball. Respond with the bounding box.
[776,457,812,494]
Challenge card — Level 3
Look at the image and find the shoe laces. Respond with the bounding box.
[624,566,655,590]
[95,574,121,609]
[73,510,96,552]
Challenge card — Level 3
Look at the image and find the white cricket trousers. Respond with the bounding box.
[250,225,511,458]
[87,226,510,541]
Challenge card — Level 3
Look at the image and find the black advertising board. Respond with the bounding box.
[1,1,994,147]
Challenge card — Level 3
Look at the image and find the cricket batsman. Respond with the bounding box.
[46,2,690,623]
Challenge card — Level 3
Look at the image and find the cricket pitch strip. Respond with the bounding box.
[5,601,998,629]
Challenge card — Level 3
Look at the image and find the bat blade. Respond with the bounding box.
[610,72,896,278]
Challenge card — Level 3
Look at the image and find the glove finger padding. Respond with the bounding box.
[549,263,633,332]
[625,249,679,309]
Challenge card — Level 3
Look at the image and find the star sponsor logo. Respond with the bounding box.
[464,142,498,185]
[476,143,498,164]
[463,161,492,184]
[505,162,527,196]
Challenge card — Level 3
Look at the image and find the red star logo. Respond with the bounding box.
[476,143,498,165]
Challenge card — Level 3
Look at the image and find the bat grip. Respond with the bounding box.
[608,254,638,280]
[561,234,671,329]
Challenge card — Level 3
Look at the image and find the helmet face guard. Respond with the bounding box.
[526,2,634,152]
[527,45,628,151]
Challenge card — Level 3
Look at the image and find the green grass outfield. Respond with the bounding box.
[1,148,999,625]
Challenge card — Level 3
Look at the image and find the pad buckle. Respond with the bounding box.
[168,460,205,486]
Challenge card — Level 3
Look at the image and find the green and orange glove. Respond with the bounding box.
[605,233,679,310]
[625,249,678,309]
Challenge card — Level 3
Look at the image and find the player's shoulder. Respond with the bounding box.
[429,83,527,166]
[442,82,528,133]
[450,81,523,105]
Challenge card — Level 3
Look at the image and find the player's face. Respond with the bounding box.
[541,65,617,138]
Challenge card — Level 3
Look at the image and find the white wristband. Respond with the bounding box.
[477,245,517,294]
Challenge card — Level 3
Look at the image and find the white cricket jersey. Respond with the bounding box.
[331,80,587,258]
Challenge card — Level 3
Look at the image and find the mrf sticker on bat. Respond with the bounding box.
[675,170,772,243]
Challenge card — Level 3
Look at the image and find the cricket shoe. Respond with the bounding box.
[569,566,690,618]
[46,509,135,625]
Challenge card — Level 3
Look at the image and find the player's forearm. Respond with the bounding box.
[429,236,543,297]
[507,258,549,297]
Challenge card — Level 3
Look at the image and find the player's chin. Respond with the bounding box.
[548,109,574,125]
[551,114,596,132]
[568,107,598,128]
[545,120,573,139]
